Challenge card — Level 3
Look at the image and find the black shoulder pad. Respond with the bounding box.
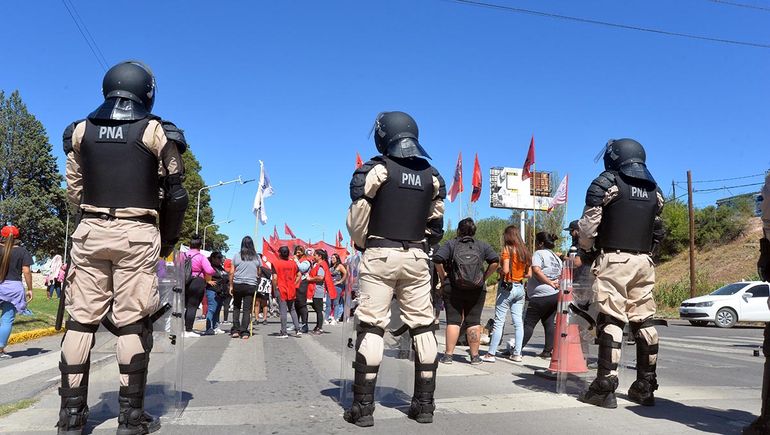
[161,120,188,154]
[62,120,84,154]
[431,166,447,200]
[350,157,384,202]
[585,171,616,207]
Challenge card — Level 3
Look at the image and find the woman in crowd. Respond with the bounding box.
[308,249,337,335]
[272,246,301,338]
[203,251,229,336]
[45,253,63,300]
[482,225,531,363]
[326,253,347,325]
[521,232,563,359]
[229,236,261,339]
[0,226,33,359]
[433,218,499,365]
[184,235,215,338]
[293,246,312,334]
[221,258,233,326]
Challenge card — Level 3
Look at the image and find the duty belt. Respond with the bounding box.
[365,238,426,250]
[81,211,156,225]
[600,248,649,255]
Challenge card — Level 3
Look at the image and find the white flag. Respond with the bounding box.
[252,160,274,224]
[548,174,568,213]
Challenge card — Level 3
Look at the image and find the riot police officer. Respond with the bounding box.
[58,61,188,435]
[345,111,446,427]
[576,138,664,409]
[745,172,770,435]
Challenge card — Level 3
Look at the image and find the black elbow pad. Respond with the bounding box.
[426,217,445,246]
[159,180,189,256]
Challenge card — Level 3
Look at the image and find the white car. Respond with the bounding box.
[679,281,770,328]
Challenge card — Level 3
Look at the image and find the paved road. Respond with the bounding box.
[0,309,765,434]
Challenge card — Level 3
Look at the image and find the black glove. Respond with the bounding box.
[160,243,175,258]
[759,237,770,282]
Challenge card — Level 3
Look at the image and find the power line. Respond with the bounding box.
[447,0,770,50]
[692,181,764,193]
[60,0,108,71]
[677,172,766,184]
[706,0,770,12]
[65,0,109,67]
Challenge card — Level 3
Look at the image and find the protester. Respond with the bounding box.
[327,253,347,324]
[203,251,229,336]
[433,218,499,365]
[221,258,233,325]
[0,226,33,359]
[521,232,563,359]
[272,246,301,337]
[293,246,312,333]
[45,253,63,300]
[482,225,531,363]
[229,236,261,339]
[308,249,338,335]
[185,235,215,338]
[255,254,272,325]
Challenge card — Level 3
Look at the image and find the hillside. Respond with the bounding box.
[655,217,763,311]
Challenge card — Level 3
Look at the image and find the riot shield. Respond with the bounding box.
[555,254,597,395]
[339,254,414,407]
[87,252,185,423]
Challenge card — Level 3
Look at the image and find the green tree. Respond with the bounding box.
[0,90,66,258]
[659,198,689,261]
[179,150,229,252]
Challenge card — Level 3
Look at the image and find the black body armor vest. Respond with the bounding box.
[368,156,434,241]
[80,117,159,210]
[596,174,657,253]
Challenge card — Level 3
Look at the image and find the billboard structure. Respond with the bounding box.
[489,167,553,211]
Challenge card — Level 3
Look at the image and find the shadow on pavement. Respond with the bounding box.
[7,347,50,358]
[84,385,193,434]
[624,396,756,434]
[511,372,557,394]
[321,379,410,414]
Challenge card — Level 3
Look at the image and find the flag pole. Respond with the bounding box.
[531,164,536,253]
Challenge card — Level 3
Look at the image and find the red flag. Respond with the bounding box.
[270,225,279,244]
[336,230,344,247]
[471,153,482,203]
[262,238,279,265]
[447,152,463,202]
[284,223,296,238]
[548,175,569,213]
[522,136,535,181]
[355,152,364,169]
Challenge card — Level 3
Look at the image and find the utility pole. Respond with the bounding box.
[687,170,696,298]
[672,180,676,200]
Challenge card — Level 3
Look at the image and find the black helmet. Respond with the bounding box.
[603,138,655,184]
[102,61,156,111]
[372,111,431,159]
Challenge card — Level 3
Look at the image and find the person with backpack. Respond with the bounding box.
[0,226,33,359]
[202,251,229,336]
[184,235,216,338]
[229,236,261,339]
[433,218,499,365]
[521,232,563,359]
[482,225,531,363]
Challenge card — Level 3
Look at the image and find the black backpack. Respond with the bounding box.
[450,237,485,290]
[184,252,201,288]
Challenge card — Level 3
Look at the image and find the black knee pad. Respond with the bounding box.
[629,318,661,374]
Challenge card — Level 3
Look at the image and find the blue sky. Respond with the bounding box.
[2,1,769,254]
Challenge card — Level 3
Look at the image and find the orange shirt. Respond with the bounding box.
[500,248,526,283]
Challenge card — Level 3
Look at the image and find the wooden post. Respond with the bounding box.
[672,180,676,200]
[687,170,696,298]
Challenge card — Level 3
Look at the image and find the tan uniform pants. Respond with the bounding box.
[355,247,437,370]
[592,251,658,376]
[62,217,160,387]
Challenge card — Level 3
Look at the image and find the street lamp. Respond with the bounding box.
[203,219,234,251]
[311,223,325,243]
[195,176,255,235]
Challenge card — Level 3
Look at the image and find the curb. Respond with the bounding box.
[8,327,63,345]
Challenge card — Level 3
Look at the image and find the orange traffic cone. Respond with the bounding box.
[535,261,588,379]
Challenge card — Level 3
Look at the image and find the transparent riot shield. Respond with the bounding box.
[339,254,414,407]
[146,252,185,420]
[556,254,597,395]
[86,252,185,423]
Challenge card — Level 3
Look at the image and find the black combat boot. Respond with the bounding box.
[407,375,436,423]
[116,394,160,435]
[744,324,770,435]
[56,391,89,435]
[628,372,658,406]
[578,375,619,409]
[343,358,378,428]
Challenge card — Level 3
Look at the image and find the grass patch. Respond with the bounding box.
[0,398,38,418]
[12,288,59,333]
